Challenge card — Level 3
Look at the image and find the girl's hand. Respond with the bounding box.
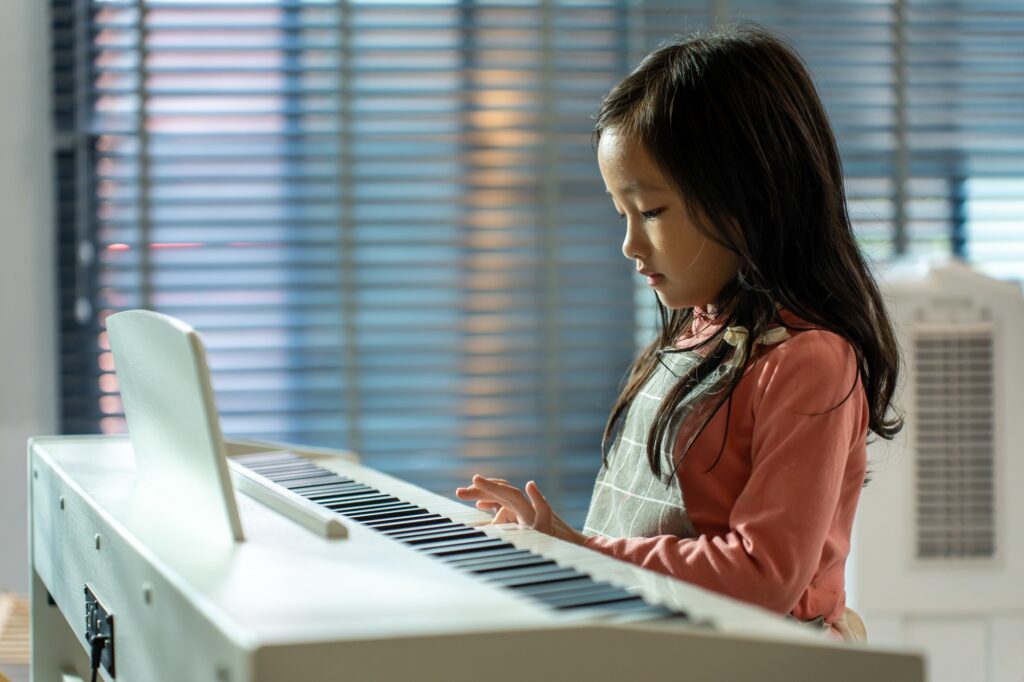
[454,475,587,546]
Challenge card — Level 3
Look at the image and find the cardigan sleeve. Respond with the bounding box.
[582,330,867,616]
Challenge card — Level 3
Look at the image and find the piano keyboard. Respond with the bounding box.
[233,451,695,624]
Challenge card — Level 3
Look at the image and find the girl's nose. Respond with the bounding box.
[621,216,646,261]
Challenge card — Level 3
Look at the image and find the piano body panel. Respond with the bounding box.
[30,437,256,682]
[28,436,925,681]
[251,625,925,682]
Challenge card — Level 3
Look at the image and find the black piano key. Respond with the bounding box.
[331,502,407,516]
[277,474,349,488]
[364,514,448,531]
[475,562,563,583]
[297,477,366,487]
[251,468,328,481]
[385,523,473,540]
[402,529,486,547]
[360,509,436,524]
[336,504,415,519]
[345,506,423,522]
[308,487,381,502]
[467,556,556,575]
[550,600,662,620]
[342,500,415,513]
[292,477,363,487]
[435,545,526,565]
[326,501,399,515]
[500,568,587,589]
[298,480,368,492]
[311,485,378,498]
[305,487,379,501]
[541,585,640,609]
[336,497,408,511]
[325,495,399,510]
[260,464,335,476]
[449,548,542,567]
[556,595,651,613]
[384,523,470,540]
[420,538,510,558]
[513,576,596,598]
[266,473,346,486]
[444,548,535,569]
[527,585,621,608]
[245,463,325,476]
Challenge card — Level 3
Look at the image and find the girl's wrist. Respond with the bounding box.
[555,524,587,546]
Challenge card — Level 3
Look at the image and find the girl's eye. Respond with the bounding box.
[617,209,662,223]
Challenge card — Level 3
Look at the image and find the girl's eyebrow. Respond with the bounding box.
[605,179,668,195]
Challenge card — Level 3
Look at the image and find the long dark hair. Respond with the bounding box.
[596,24,903,480]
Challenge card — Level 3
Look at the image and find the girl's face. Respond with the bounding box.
[597,129,740,310]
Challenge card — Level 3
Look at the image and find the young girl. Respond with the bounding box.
[455,24,901,641]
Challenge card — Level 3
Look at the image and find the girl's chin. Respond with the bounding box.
[655,290,697,310]
[656,296,690,311]
[656,285,723,311]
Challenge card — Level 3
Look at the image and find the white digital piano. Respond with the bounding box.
[30,436,924,681]
[28,310,924,681]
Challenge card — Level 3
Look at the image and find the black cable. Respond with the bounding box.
[89,633,108,682]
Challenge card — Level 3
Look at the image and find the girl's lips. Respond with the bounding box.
[639,271,665,286]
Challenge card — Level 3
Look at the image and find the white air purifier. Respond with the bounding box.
[850,259,1024,682]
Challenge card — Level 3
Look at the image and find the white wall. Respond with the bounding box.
[0,0,57,594]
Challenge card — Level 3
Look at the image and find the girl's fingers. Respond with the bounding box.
[455,475,510,499]
[472,475,521,500]
[457,475,544,528]
[472,475,535,526]
[455,482,493,500]
[525,480,551,532]
[460,476,569,541]
[492,507,518,524]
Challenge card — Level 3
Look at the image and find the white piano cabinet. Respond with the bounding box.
[29,435,924,681]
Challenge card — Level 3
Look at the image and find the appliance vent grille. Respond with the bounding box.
[914,329,996,560]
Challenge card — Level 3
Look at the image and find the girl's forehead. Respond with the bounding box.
[598,134,670,195]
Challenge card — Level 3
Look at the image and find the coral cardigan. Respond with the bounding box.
[583,308,868,624]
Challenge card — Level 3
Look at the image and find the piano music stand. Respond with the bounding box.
[106,309,245,543]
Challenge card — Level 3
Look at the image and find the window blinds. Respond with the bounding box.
[52,0,1024,526]
[725,0,903,261]
[903,1,1024,280]
[53,0,638,525]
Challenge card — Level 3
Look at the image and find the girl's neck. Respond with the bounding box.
[693,301,732,326]
[693,302,719,320]
[675,304,728,350]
